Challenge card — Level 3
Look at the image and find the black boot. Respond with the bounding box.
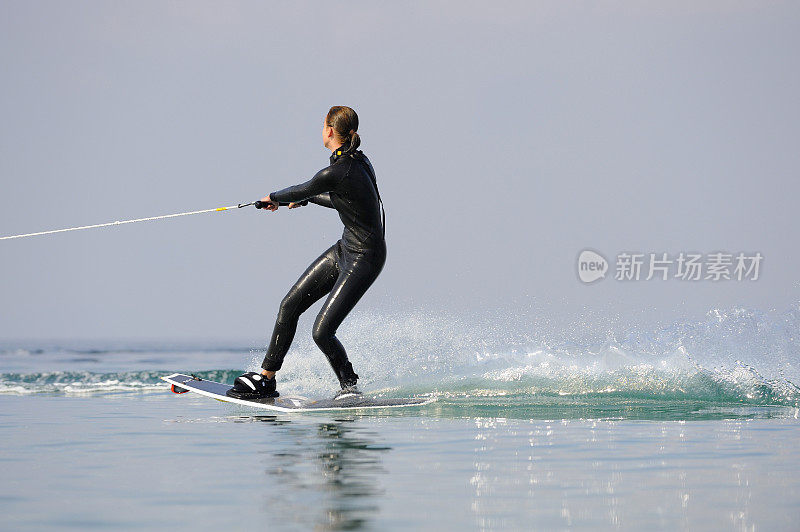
[226,372,279,399]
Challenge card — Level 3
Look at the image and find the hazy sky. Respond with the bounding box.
[1,1,798,340]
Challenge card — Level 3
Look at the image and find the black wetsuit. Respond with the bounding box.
[261,147,386,388]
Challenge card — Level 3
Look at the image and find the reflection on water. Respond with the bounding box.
[209,406,800,530]
[460,416,800,530]
[234,415,391,531]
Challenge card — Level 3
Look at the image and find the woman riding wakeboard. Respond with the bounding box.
[227,106,385,401]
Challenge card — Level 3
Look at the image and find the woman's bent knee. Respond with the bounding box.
[312,320,334,347]
[277,291,301,322]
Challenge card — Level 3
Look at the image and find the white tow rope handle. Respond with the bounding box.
[0,201,265,241]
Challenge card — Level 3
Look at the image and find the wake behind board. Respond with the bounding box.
[162,373,435,412]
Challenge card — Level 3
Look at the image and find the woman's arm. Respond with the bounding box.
[270,167,340,204]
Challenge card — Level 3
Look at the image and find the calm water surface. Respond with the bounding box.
[1,392,798,531]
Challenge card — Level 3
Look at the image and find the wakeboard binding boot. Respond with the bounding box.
[226,371,279,400]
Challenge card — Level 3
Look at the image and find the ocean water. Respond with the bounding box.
[1,305,799,531]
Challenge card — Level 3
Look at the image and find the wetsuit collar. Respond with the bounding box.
[330,146,346,164]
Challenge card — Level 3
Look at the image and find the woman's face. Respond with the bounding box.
[322,117,334,149]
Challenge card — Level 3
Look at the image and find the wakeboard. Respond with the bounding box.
[162,373,435,412]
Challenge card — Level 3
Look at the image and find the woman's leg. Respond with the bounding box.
[312,255,385,388]
[261,244,340,372]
